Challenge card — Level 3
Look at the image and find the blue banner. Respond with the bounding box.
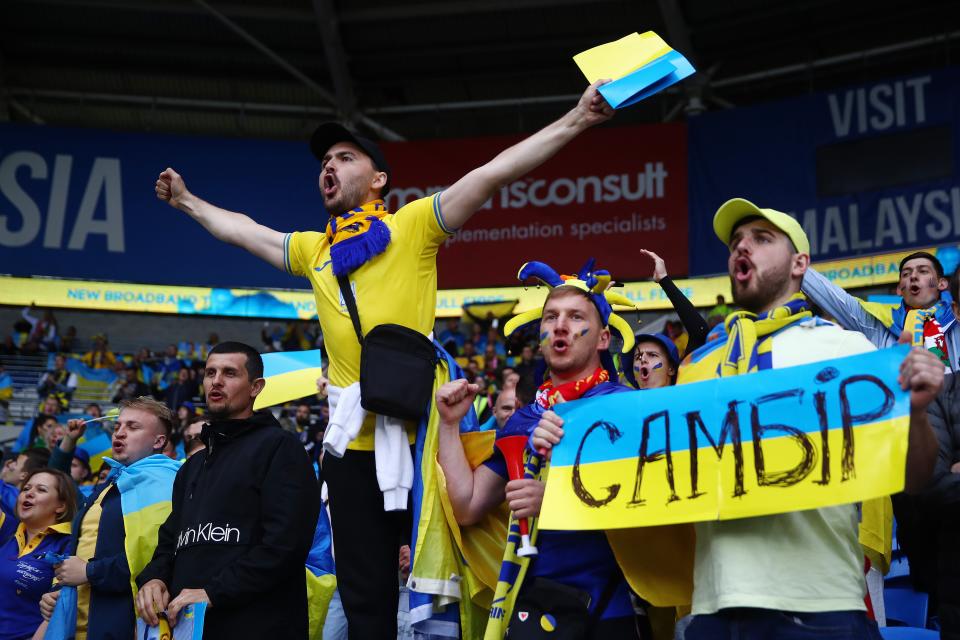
[0,124,325,288]
[689,67,960,275]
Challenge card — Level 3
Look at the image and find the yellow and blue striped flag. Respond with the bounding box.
[574,31,695,109]
[540,345,911,531]
[254,349,325,410]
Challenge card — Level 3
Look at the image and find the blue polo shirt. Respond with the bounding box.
[0,522,71,640]
[484,382,635,620]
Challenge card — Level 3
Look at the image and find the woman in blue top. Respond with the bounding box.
[0,468,76,640]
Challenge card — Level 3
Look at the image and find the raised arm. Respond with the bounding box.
[436,380,506,526]
[801,267,888,344]
[640,249,709,351]
[438,81,613,231]
[156,168,287,271]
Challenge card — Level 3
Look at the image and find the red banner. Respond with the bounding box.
[382,123,688,289]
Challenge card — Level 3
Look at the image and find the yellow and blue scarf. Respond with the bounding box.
[484,450,543,640]
[860,297,955,366]
[325,200,391,276]
[682,294,811,382]
[681,294,895,598]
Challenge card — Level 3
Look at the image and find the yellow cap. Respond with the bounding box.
[713,198,810,255]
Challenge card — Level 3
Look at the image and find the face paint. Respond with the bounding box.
[651,362,663,370]
[579,328,589,337]
[539,331,552,348]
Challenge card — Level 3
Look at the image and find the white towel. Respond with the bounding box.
[324,382,414,511]
[375,414,414,511]
[323,382,366,457]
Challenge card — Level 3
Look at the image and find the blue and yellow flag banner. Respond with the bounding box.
[77,428,113,472]
[135,603,206,640]
[4,243,949,319]
[573,31,695,109]
[539,346,911,530]
[253,349,324,410]
[107,454,181,601]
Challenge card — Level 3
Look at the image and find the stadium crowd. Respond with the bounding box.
[1,83,958,640]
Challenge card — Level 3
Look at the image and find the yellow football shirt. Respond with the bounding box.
[284,193,453,450]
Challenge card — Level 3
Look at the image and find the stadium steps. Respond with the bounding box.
[3,353,46,424]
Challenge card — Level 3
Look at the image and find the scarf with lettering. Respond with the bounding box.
[325,200,391,276]
[535,366,609,408]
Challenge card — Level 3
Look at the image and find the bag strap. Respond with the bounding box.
[337,273,364,345]
[589,570,625,626]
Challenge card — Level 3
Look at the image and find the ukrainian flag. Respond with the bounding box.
[77,426,114,472]
[108,454,182,601]
[46,454,180,640]
[574,31,695,109]
[0,372,12,403]
[540,346,911,531]
[254,349,324,410]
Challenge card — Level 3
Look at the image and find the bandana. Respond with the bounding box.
[535,366,610,408]
[325,200,391,276]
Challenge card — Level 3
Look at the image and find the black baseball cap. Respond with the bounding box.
[309,122,392,196]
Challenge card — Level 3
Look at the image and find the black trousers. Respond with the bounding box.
[322,449,412,640]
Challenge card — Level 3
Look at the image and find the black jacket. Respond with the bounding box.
[137,410,320,639]
[894,373,960,638]
[924,373,960,638]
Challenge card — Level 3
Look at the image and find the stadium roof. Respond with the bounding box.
[2,0,957,142]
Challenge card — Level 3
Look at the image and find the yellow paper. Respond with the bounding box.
[573,31,672,84]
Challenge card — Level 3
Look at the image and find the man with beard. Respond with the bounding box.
[289,401,324,460]
[803,250,959,369]
[154,83,612,638]
[135,342,319,639]
[563,198,940,639]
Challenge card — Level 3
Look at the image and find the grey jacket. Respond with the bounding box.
[925,373,960,508]
[801,267,960,372]
[923,373,960,638]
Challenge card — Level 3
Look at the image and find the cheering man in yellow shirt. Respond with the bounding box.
[154,81,612,640]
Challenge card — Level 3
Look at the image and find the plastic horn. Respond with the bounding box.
[495,435,539,557]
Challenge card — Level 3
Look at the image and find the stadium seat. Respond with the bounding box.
[880,627,938,639]
[885,587,929,628]
[886,556,911,583]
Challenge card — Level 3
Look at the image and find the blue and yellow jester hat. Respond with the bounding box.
[504,259,637,353]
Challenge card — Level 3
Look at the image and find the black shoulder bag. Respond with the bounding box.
[506,572,624,639]
[337,274,439,421]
